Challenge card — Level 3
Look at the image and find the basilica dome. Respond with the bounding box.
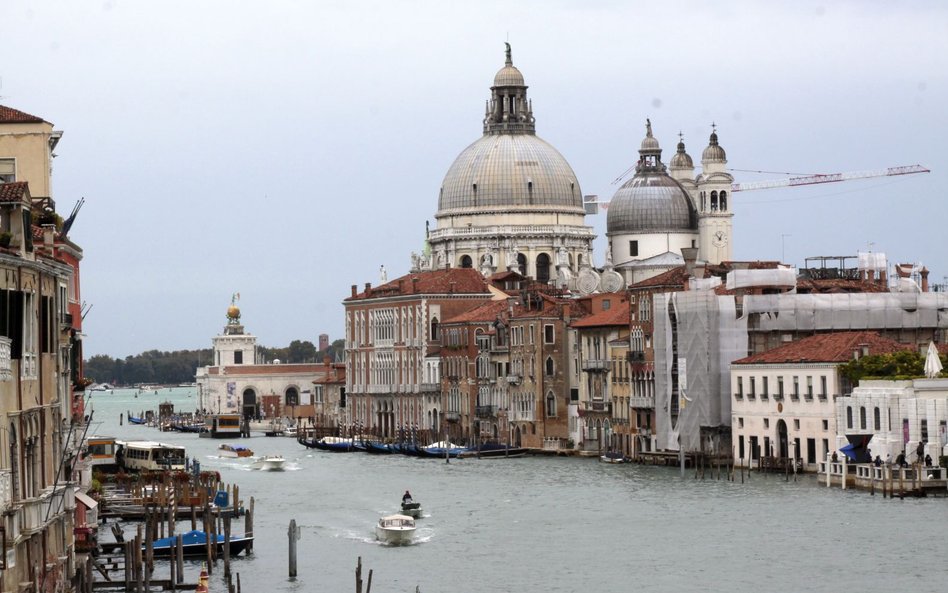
[607,122,697,235]
[437,134,584,213]
[436,44,584,216]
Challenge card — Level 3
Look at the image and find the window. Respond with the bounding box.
[536,253,551,283]
[761,377,769,400]
[820,376,827,399]
[736,377,743,398]
[921,418,929,442]
[822,419,828,431]
[763,418,769,428]
[286,387,299,406]
[859,407,866,430]
[602,299,611,310]
[545,357,554,376]
[846,407,853,429]
[806,376,813,399]
[793,419,800,430]
[0,158,14,183]
[544,324,554,344]
[749,377,756,398]
[639,297,650,322]
[792,376,799,400]
[234,350,243,364]
[460,255,473,268]
[546,392,556,418]
[737,417,744,428]
[873,407,881,431]
[777,376,784,398]
[430,317,440,341]
[629,240,639,257]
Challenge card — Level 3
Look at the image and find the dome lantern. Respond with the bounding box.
[484,43,535,135]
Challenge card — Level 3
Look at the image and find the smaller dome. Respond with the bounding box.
[640,119,660,152]
[702,131,727,162]
[670,140,693,169]
[494,65,525,87]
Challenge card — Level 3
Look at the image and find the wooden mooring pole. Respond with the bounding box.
[245,497,255,554]
[288,519,300,578]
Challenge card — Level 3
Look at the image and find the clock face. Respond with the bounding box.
[712,230,728,247]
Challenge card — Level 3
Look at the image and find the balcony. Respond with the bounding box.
[630,395,655,409]
[818,393,829,401]
[734,392,743,401]
[637,428,652,437]
[628,351,645,363]
[509,410,535,422]
[505,374,522,385]
[444,411,461,423]
[419,383,440,393]
[581,359,609,372]
[0,337,10,381]
[774,393,784,401]
[582,400,612,414]
[475,405,497,418]
[0,469,11,511]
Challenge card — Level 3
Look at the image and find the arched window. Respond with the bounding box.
[546,391,556,418]
[460,255,473,269]
[873,407,881,431]
[430,317,440,341]
[710,191,718,211]
[846,406,853,429]
[700,191,706,212]
[517,253,527,276]
[536,253,551,283]
[286,387,299,407]
[545,357,554,376]
[859,407,867,430]
[719,191,727,211]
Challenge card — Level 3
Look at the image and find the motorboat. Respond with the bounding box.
[219,444,253,458]
[252,455,286,471]
[600,450,626,464]
[375,514,416,545]
[400,500,422,518]
[150,529,253,558]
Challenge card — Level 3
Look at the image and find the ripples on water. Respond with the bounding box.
[88,390,948,592]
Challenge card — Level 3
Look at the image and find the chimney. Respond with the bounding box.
[879,268,887,286]
[323,355,331,365]
[365,282,371,293]
[681,247,698,276]
[867,269,875,282]
[449,281,456,294]
[921,267,930,292]
[859,343,869,357]
[351,284,357,297]
[411,277,419,294]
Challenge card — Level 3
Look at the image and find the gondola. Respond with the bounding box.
[150,530,252,558]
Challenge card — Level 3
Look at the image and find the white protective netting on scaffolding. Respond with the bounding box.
[654,291,747,451]
[742,292,948,332]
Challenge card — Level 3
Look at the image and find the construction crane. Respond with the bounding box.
[583,164,930,213]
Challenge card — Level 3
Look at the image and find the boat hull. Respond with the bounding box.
[375,526,415,545]
[150,531,252,558]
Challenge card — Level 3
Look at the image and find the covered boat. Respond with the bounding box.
[219,444,253,458]
[150,529,253,558]
[375,514,416,545]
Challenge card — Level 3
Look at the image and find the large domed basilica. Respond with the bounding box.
[422,44,596,286]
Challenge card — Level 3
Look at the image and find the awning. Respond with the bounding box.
[74,489,98,510]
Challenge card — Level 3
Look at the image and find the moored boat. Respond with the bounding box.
[219,444,253,458]
[419,440,469,458]
[600,450,626,464]
[462,442,529,459]
[365,441,395,454]
[375,514,416,545]
[150,529,253,558]
[301,436,358,452]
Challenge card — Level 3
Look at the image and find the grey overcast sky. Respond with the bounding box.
[2,1,945,357]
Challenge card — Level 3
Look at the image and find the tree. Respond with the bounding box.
[839,350,928,383]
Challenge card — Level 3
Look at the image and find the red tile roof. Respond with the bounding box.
[733,331,912,365]
[570,301,630,328]
[346,267,491,301]
[795,278,889,293]
[0,105,46,124]
[443,299,509,324]
[0,182,30,203]
[629,266,689,289]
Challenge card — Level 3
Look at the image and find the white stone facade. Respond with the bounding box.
[731,363,839,470]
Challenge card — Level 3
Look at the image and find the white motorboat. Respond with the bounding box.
[375,514,416,545]
[252,455,286,471]
[219,444,254,458]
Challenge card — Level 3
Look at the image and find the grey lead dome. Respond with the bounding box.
[607,121,697,234]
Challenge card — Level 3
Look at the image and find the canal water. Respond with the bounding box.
[87,388,948,592]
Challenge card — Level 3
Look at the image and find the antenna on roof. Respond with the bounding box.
[60,197,84,237]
